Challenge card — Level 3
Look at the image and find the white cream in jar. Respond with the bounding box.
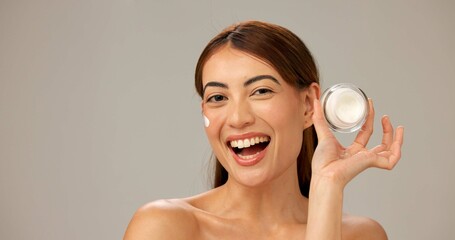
[321,83,369,133]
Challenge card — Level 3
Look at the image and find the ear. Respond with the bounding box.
[300,82,320,129]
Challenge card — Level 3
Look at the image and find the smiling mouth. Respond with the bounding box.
[228,136,270,159]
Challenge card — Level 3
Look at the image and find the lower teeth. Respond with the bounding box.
[238,151,260,160]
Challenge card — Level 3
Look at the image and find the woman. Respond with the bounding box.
[124,21,404,239]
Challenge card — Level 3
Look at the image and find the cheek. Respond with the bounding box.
[203,110,225,139]
[254,100,301,128]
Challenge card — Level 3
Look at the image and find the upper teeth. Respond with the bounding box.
[230,136,270,149]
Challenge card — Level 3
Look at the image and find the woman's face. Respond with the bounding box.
[201,46,316,187]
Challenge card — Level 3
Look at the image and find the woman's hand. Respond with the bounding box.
[311,98,404,188]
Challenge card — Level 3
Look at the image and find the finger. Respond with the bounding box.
[390,126,404,158]
[376,150,400,170]
[353,98,375,148]
[371,143,387,154]
[375,126,404,170]
[371,118,398,153]
[341,150,378,182]
[312,98,335,141]
[395,126,405,147]
[381,115,394,148]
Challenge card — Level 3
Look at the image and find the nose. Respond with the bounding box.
[227,100,255,129]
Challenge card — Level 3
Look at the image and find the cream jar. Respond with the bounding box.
[320,83,369,133]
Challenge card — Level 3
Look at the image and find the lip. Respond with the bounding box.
[226,132,270,167]
[226,132,270,142]
[229,146,268,166]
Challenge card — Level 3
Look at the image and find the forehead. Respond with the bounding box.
[202,46,280,84]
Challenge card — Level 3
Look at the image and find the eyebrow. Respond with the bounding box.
[244,75,280,87]
[202,82,228,96]
[202,75,280,96]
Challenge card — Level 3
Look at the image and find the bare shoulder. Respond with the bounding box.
[342,214,388,240]
[123,199,199,240]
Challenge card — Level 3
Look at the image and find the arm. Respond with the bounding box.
[306,177,344,240]
[305,99,403,240]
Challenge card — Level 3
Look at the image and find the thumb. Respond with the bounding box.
[312,99,334,141]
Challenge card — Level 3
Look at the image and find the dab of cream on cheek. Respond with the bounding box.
[204,115,210,128]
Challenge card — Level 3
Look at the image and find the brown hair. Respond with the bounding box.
[194,21,319,197]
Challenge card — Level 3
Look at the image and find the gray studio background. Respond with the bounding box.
[1,1,454,239]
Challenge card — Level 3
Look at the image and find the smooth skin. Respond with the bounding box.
[123,46,404,240]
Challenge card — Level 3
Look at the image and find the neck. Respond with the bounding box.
[214,162,308,225]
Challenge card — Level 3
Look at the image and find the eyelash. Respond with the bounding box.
[252,88,274,96]
[206,94,227,103]
[205,88,274,103]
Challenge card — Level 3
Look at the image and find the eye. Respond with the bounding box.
[207,94,227,103]
[252,88,273,96]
